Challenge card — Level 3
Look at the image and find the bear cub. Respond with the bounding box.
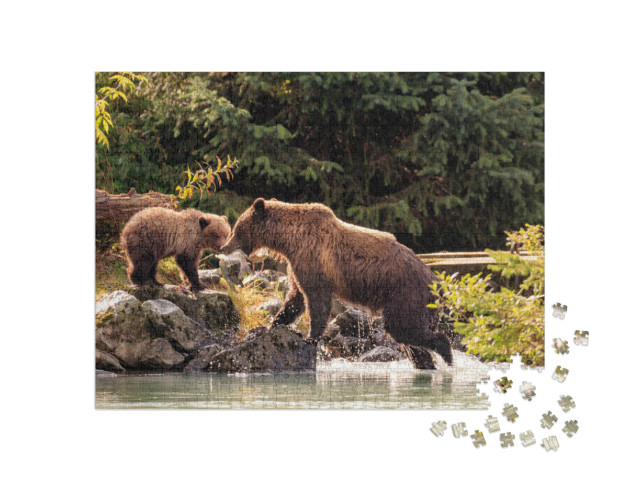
[121,207,231,291]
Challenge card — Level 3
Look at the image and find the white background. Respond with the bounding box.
[1,1,638,480]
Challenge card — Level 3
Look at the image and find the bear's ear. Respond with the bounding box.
[253,198,266,220]
[199,217,211,230]
[221,215,228,222]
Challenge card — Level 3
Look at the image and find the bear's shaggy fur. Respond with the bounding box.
[121,207,231,291]
[220,198,452,369]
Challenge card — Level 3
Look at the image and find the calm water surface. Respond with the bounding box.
[96,354,489,409]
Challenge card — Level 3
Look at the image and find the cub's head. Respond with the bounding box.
[198,214,231,251]
[220,198,270,255]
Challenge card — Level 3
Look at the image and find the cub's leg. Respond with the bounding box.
[149,263,163,286]
[127,253,157,286]
[175,253,205,291]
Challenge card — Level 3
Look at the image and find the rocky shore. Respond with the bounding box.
[96,263,418,375]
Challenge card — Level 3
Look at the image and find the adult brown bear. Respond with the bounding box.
[121,207,231,291]
[220,198,452,369]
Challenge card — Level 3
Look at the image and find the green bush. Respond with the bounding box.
[429,225,545,366]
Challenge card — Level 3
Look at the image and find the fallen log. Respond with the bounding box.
[96,188,175,222]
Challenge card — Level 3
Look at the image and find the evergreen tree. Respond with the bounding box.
[96,72,544,251]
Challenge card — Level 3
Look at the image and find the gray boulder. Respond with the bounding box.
[138,338,186,370]
[125,285,240,334]
[95,349,126,373]
[95,291,150,354]
[184,343,225,372]
[242,273,270,290]
[324,334,373,359]
[330,307,374,338]
[343,336,373,358]
[143,299,212,352]
[209,326,316,373]
[198,269,221,288]
[219,250,253,287]
[256,299,283,316]
[259,269,282,282]
[96,288,235,371]
[357,346,407,362]
[96,290,141,317]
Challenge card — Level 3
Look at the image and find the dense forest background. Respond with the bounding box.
[96,72,544,252]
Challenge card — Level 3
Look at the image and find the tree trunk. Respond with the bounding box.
[96,188,175,222]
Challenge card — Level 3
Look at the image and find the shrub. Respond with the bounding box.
[429,225,544,366]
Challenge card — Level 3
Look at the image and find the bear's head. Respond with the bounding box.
[199,213,231,251]
[220,198,269,255]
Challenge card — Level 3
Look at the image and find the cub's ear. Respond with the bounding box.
[199,217,211,230]
[253,198,266,219]
[221,215,228,222]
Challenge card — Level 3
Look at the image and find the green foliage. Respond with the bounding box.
[429,225,545,366]
[172,155,239,205]
[95,72,148,149]
[96,72,544,251]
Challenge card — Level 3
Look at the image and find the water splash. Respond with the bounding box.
[316,349,490,386]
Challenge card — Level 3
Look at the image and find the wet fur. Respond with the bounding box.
[221,198,452,369]
[121,207,231,291]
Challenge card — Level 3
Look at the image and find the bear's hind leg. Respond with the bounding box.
[384,302,452,369]
[127,256,157,286]
[401,345,436,370]
[426,332,453,365]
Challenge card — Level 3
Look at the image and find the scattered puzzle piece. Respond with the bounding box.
[502,403,519,423]
[485,415,500,433]
[563,420,579,437]
[452,423,468,438]
[558,395,575,412]
[520,430,536,447]
[552,366,569,383]
[520,381,536,401]
[500,432,515,448]
[553,338,569,355]
[430,420,447,437]
[494,376,513,393]
[574,330,589,346]
[471,430,486,448]
[541,436,559,452]
[552,303,567,319]
[541,411,558,429]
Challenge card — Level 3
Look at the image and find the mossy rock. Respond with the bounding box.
[209,326,316,373]
[124,285,240,333]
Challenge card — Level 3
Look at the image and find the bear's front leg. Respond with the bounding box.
[175,254,205,292]
[270,280,305,328]
[301,281,332,340]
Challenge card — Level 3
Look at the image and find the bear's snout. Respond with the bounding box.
[220,237,239,255]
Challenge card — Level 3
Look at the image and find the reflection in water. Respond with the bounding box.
[96,351,489,409]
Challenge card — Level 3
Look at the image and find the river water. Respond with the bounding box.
[96,352,490,409]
